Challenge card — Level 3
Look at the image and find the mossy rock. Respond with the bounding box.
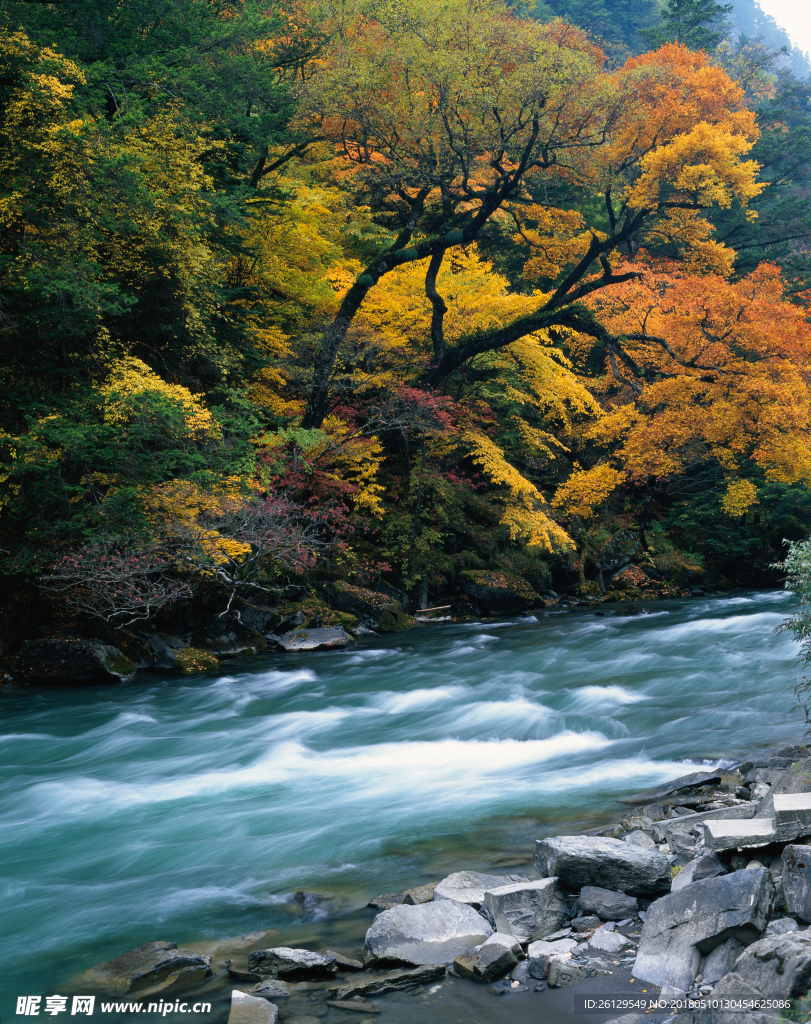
[332,581,416,632]
[174,647,219,676]
[459,570,538,614]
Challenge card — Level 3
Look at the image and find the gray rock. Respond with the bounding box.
[625,830,656,849]
[534,836,670,895]
[764,918,799,937]
[589,927,634,953]
[621,814,655,833]
[750,755,811,820]
[703,819,778,853]
[196,613,267,657]
[481,878,568,942]
[16,639,137,686]
[699,936,745,984]
[633,868,773,991]
[547,957,612,987]
[453,933,522,982]
[367,892,406,911]
[672,853,728,893]
[325,964,445,999]
[228,990,278,1024]
[402,883,437,905]
[250,979,291,999]
[433,871,527,909]
[248,948,337,977]
[526,938,579,959]
[364,900,492,966]
[619,772,723,806]
[578,886,639,920]
[270,627,351,652]
[325,999,380,1013]
[323,950,364,970]
[228,965,263,983]
[684,971,781,1024]
[83,941,212,994]
[732,929,811,997]
[571,915,602,932]
[783,844,811,922]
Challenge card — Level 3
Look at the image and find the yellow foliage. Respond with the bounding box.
[721,478,759,516]
[144,479,250,565]
[552,465,626,520]
[355,245,544,368]
[465,431,572,550]
[101,358,219,439]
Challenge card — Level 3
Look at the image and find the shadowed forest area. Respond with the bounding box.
[2,0,811,666]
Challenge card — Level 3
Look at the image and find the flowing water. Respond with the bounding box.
[0,591,804,1022]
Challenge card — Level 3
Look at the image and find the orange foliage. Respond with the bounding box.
[582,263,811,493]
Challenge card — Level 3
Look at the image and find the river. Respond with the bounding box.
[0,590,803,1022]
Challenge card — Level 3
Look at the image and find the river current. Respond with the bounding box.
[0,591,804,1021]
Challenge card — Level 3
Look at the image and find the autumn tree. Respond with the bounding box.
[553,263,811,526]
[295,0,763,428]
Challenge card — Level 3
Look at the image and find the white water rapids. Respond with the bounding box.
[0,590,802,1021]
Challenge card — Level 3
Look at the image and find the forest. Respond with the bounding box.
[2,0,811,660]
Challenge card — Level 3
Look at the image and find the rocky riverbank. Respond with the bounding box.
[3,571,722,690]
[65,740,811,1024]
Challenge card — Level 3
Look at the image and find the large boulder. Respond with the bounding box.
[433,870,528,909]
[578,886,639,920]
[228,990,278,1024]
[783,844,811,921]
[82,941,212,994]
[481,878,568,942]
[194,613,266,657]
[453,933,523,982]
[598,529,640,579]
[632,868,773,991]
[248,948,337,977]
[364,900,492,966]
[332,582,416,632]
[534,836,670,895]
[731,929,811,998]
[458,571,538,615]
[15,638,137,686]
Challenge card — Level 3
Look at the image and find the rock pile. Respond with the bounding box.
[78,742,811,1024]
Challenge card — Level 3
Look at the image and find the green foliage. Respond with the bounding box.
[645,0,733,51]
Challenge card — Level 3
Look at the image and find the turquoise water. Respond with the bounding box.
[0,590,803,1020]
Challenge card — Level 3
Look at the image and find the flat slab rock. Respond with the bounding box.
[364,900,492,966]
[535,836,670,895]
[228,990,279,1024]
[248,948,337,977]
[433,870,528,908]
[618,771,722,806]
[83,941,212,994]
[326,964,444,999]
[633,867,773,992]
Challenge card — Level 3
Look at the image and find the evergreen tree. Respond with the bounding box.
[646,0,733,51]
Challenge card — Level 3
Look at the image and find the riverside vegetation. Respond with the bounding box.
[3,0,811,680]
